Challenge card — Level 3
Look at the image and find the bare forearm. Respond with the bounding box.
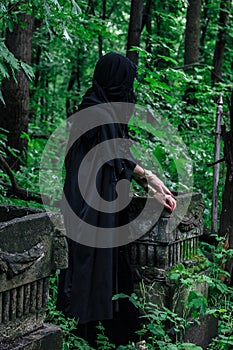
[133,164,145,180]
[132,164,176,212]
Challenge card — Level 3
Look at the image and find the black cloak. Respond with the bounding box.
[56,53,138,331]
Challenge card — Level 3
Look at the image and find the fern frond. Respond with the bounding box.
[0,62,9,79]
[20,62,35,81]
[0,41,20,71]
[0,90,5,105]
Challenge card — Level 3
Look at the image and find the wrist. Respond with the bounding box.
[138,167,146,179]
[134,165,146,179]
[144,169,153,178]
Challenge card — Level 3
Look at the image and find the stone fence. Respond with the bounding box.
[0,193,217,349]
[0,205,68,350]
[128,193,217,349]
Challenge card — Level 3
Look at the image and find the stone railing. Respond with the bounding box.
[0,193,217,349]
[128,193,217,348]
[128,192,204,280]
[0,205,68,349]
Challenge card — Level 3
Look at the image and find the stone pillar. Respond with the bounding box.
[0,205,68,349]
[128,193,204,283]
[128,193,217,349]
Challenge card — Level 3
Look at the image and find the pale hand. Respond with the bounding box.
[145,171,176,212]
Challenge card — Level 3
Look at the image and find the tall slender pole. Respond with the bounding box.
[211,94,223,233]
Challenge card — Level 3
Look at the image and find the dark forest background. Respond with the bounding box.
[0,0,233,349]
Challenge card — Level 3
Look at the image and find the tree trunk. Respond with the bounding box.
[66,64,77,118]
[184,0,201,67]
[34,45,42,89]
[65,49,83,118]
[126,0,144,65]
[86,0,95,15]
[211,0,231,84]
[0,12,34,169]
[32,19,43,90]
[142,0,152,54]
[98,0,106,58]
[211,95,223,233]
[219,91,233,285]
[200,0,210,57]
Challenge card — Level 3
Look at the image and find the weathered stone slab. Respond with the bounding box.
[0,205,43,223]
[0,212,67,292]
[0,207,68,344]
[184,314,218,349]
[134,274,209,318]
[129,193,204,278]
[0,324,63,350]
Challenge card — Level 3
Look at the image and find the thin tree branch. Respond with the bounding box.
[31,133,49,140]
[0,155,56,206]
[207,157,225,167]
[0,155,18,191]
[174,62,224,82]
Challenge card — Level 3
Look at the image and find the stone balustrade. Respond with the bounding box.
[0,205,68,349]
[0,193,216,349]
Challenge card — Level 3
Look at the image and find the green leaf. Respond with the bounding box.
[169,272,180,282]
[180,343,203,349]
[167,344,179,350]
[8,148,20,158]
[147,323,165,338]
[63,28,73,43]
[0,62,9,79]
[0,90,5,105]
[71,0,82,14]
[20,62,34,80]
[50,0,62,12]
[20,22,28,29]
[157,54,177,65]
[112,293,129,301]
[219,308,227,313]
[20,131,31,142]
[129,46,151,57]
[0,41,20,70]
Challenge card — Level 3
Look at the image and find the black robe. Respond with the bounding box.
[56,53,138,329]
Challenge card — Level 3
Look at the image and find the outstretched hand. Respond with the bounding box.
[149,189,176,212]
[145,171,176,212]
[133,165,176,212]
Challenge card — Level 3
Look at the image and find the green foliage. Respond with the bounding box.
[46,272,94,350]
[133,46,232,227]
[0,40,34,103]
[2,0,231,228]
[95,323,116,350]
[0,1,233,348]
[44,251,233,349]
[199,236,233,301]
[0,40,19,80]
[167,237,233,349]
[112,291,202,349]
[187,291,208,318]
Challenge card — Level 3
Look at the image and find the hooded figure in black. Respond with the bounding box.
[56,53,140,346]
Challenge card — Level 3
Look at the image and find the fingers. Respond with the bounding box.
[153,182,173,197]
[145,172,175,199]
[164,202,173,211]
[151,192,176,212]
[165,195,176,212]
[161,184,174,197]
[149,178,176,212]
[164,188,173,196]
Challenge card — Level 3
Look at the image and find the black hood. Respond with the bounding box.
[79,52,137,109]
